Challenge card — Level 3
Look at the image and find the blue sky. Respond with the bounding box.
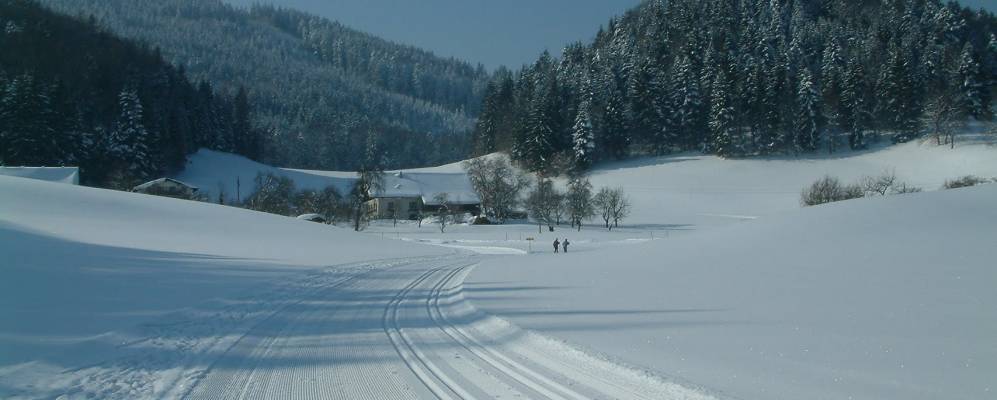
[224,0,642,69]
[225,0,995,70]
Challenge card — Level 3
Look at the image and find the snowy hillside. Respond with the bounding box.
[467,184,997,400]
[175,149,356,204]
[0,175,446,397]
[581,139,997,227]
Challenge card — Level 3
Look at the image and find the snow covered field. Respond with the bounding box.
[0,175,439,397]
[0,176,711,399]
[373,139,997,399]
[3,137,996,399]
[453,139,997,400]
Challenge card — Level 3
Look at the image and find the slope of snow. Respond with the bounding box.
[467,185,997,400]
[583,140,997,227]
[0,166,79,185]
[0,175,446,397]
[175,149,356,203]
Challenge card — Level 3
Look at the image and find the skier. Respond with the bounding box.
[562,238,569,253]
[553,238,560,253]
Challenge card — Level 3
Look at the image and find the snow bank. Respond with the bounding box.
[467,185,997,400]
[0,175,445,394]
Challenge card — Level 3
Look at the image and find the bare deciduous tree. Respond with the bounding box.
[593,187,630,230]
[862,169,922,196]
[246,173,296,215]
[566,178,595,231]
[463,157,531,223]
[923,88,965,149]
[526,177,562,232]
[434,192,452,233]
[862,169,898,196]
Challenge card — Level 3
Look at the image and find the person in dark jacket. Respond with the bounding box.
[562,238,570,253]
[553,238,560,253]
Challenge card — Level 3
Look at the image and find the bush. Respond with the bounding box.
[246,173,296,215]
[801,176,864,206]
[943,175,990,189]
[891,182,923,194]
[862,170,922,196]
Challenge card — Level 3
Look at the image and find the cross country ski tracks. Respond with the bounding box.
[181,256,439,400]
[424,262,718,400]
[183,254,716,400]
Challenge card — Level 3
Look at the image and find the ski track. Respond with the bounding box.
[55,254,714,400]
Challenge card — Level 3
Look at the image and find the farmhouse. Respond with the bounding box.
[366,171,480,220]
[0,166,79,185]
[133,178,199,199]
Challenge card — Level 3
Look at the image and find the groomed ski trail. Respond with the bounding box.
[183,255,716,400]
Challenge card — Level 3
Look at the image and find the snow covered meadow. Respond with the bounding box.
[2,137,996,399]
[468,184,997,400]
[0,175,446,397]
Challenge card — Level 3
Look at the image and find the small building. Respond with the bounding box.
[0,166,79,185]
[296,213,328,224]
[366,171,480,220]
[133,178,199,199]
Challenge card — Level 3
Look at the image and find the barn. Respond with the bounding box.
[366,171,480,220]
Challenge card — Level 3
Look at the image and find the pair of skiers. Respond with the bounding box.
[553,238,569,253]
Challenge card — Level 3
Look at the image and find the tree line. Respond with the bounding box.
[472,0,997,175]
[464,157,631,231]
[0,0,263,188]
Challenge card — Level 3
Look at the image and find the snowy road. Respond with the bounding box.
[181,255,710,400]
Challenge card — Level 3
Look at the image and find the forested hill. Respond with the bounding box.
[37,0,490,171]
[472,0,997,175]
[0,0,262,187]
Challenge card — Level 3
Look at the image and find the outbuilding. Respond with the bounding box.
[133,178,199,199]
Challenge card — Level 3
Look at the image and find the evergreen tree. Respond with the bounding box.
[516,75,561,172]
[649,60,674,155]
[627,61,660,149]
[841,58,870,149]
[795,68,821,153]
[0,74,57,166]
[669,55,705,150]
[821,40,845,154]
[472,81,500,155]
[709,67,738,158]
[232,86,253,157]
[600,83,630,160]
[877,44,922,143]
[110,87,156,182]
[571,99,596,172]
[957,43,987,120]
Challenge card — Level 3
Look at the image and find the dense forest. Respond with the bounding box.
[38,0,490,171]
[0,0,262,187]
[473,0,997,174]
